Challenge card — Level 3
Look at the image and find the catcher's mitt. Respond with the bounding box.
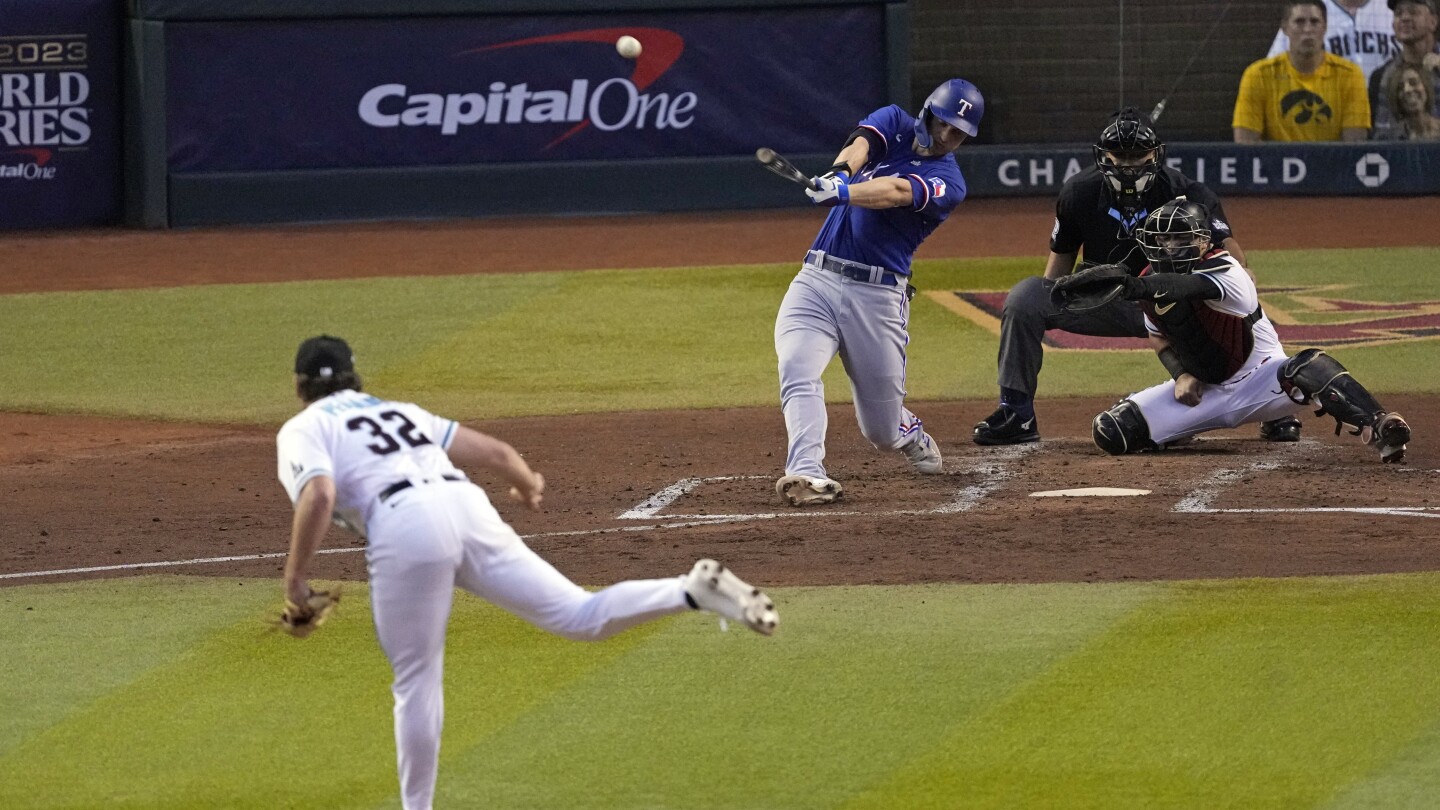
[278,588,341,639]
[1052,263,1135,313]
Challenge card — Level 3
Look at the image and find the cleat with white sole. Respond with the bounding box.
[775,474,843,506]
[901,431,943,474]
[684,559,778,636]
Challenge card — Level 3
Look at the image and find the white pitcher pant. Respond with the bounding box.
[366,481,689,810]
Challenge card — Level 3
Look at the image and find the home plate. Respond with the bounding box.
[1030,487,1152,497]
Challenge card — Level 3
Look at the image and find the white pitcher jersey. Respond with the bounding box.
[277,389,462,533]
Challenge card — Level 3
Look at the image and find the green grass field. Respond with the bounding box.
[2,246,1438,807]
[2,575,1439,808]
[0,247,1434,423]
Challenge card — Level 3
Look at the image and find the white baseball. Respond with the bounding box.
[616,35,642,59]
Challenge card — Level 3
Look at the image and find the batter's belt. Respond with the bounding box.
[805,250,915,299]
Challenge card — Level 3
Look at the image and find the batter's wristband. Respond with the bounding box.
[1157,347,1188,380]
[827,162,851,182]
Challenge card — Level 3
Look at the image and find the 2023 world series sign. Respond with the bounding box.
[0,0,119,229]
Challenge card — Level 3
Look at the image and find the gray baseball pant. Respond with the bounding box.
[997,275,1148,396]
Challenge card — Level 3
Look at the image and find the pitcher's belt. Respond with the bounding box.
[805,250,904,287]
[379,473,466,504]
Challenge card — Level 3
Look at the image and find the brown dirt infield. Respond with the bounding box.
[3,197,1438,588]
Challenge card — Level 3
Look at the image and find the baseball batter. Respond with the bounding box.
[276,336,779,810]
[774,78,984,506]
[1054,199,1411,462]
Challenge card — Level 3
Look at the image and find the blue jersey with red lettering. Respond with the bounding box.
[808,105,968,276]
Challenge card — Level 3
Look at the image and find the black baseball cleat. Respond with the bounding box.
[1372,412,1411,464]
[1259,416,1302,442]
[973,406,1040,446]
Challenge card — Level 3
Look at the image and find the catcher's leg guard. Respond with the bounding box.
[1277,348,1386,432]
[1092,399,1156,456]
[1277,348,1410,462]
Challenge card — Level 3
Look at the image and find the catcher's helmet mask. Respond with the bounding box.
[1094,107,1166,214]
[914,78,985,150]
[1139,197,1212,274]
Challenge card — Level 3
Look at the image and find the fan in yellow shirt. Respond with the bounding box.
[1234,1,1372,141]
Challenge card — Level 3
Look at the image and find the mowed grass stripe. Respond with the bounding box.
[0,578,276,758]
[0,578,1154,810]
[1322,712,1440,809]
[429,583,1158,809]
[4,247,1434,424]
[843,574,1440,809]
[383,264,800,419]
[0,273,561,422]
[0,579,662,810]
[3,576,1439,807]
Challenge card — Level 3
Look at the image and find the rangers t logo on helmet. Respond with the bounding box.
[914,78,985,147]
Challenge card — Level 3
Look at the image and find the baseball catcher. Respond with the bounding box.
[972,107,1303,447]
[1069,197,1411,462]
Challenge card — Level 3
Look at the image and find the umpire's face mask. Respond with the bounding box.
[1098,150,1159,213]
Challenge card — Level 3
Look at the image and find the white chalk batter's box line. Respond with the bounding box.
[626,447,1440,523]
[619,444,1043,522]
[1173,458,1440,518]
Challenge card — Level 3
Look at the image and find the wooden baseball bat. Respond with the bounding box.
[755,147,818,191]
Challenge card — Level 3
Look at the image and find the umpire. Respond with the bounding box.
[972,107,1302,445]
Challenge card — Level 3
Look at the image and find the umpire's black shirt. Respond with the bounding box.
[1050,166,1234,274]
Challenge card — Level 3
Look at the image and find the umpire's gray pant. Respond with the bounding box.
[997,275,1148,396]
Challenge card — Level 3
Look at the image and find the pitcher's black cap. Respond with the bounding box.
[294,335,354,378]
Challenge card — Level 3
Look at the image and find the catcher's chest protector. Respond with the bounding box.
[1143,297,1257,385]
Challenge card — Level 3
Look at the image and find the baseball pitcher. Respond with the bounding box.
[773,78,984,506]
[1054,199,1411,462]
[276,336,778,810]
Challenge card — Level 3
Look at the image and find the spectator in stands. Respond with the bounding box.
[1368,0,1440,138]
[1264,0,1397,85]
[1234,0,1372,142]
[1380,63,1440,137]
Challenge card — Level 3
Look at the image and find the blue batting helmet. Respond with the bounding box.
[914,79,985,147]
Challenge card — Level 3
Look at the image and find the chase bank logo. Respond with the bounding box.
[357,27,691,151]
[1355,153,1390,188]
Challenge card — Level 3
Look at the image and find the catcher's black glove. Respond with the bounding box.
[1052,263,1139,313]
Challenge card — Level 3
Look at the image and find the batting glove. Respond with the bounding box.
[805,174,849,207]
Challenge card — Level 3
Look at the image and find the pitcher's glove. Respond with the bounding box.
[1052,263,1138,313]
[278,588,341,639]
